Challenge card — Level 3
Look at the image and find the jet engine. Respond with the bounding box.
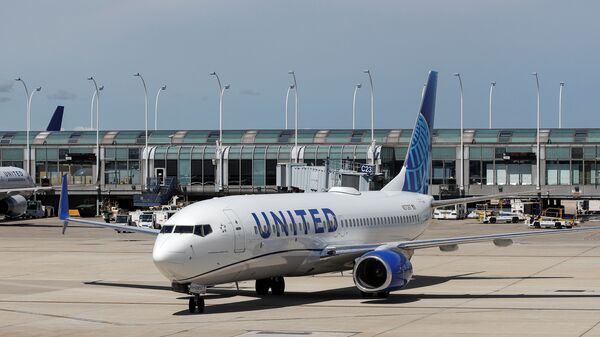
[353,250,413,293]
[0,195,28,218]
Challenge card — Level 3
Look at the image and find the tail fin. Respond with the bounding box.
[46,106,64,131]
[382,70,437,194]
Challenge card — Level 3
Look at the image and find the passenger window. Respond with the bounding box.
[193,224,213,237]
[160,225,174,234]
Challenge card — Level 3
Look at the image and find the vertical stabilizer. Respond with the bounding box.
[46,106,64,131]
[382,71,437,193]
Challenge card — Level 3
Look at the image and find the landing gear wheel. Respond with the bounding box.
[188,297,196,313]
[188,294,205,314]
[196,295,205,313]
[255,278,270,295]
[270,276,285,295]
[376,291,390,298]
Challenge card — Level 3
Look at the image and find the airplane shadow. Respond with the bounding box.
[82,273,593,316]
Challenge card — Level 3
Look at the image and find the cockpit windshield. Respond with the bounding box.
[173,226,194,234]
[160,225,174,234]
[164,224,213,236]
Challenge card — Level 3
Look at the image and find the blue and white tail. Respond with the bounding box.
[382,70,437,194]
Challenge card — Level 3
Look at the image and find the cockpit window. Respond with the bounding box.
[194,224,213,237]
[173,225,194,234]
[160,225,174,234]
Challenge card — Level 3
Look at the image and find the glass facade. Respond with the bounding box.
[1,129,599,195]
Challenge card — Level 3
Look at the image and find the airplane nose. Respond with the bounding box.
[152,236,190,280]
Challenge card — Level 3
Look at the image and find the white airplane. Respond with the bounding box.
[0,166,48,218]
[58,71,600,314]
[0,106,64,218]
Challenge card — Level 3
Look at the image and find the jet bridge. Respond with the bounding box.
[276,160,381,193]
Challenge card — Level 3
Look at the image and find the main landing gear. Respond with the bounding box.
[255,276,285,296]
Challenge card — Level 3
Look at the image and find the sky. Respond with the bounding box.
[0,0,598,132]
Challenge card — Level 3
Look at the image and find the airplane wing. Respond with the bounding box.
[321,225,600,259]
[0,186,54,195]
[430,190,542,208]
[57,174,159,236]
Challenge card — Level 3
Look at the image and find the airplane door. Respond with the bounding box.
[223,209,245,253]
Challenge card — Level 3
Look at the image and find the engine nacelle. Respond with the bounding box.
[353,250,413,293]
[0,195,28,218]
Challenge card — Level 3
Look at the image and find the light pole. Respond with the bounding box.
[284,84,294,129]
[559,82,565,128]
[453,73,464,194]
[489,81,496,129]
[134,73,149,187]
[154,85,167,131]
[210,72,230,191]
[532,72,541,190]
[363,70,376,166]
[87,77,102,181]
[288,71,298,162]
[15,78,30,173]
[352,83,362,130]
[89,85,103,129]
[16,78,41,176]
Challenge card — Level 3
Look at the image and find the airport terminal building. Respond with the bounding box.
[1,128,599,205]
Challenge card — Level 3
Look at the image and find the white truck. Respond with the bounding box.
[432,204,466,220]
[138,212,158,229]
[529,217,573,229]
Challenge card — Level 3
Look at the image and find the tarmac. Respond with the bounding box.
[1,217,600,337]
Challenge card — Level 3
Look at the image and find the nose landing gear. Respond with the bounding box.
[188,294,205,313]
[187,283,207,314]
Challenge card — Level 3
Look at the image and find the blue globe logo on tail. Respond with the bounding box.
[381,70,436,194]
[402,114,431,194]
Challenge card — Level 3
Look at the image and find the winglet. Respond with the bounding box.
[59,174,69,221]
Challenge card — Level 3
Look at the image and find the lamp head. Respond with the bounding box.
[161,85,167,90]
[289,85,295,89]
[288,70,295,75]
[99,85,104,91]
[531,72,538,76]
[356,83,362,88]
[491,81,496,86]
[224,84,230,90]
[453,73,460,77]
[560,82,565,86]
[35,87,41,92]
[210,72,217,76]
[363,69,370,74]
[15,77,22,82]
[87,76,94,81]
[134,73,141,77]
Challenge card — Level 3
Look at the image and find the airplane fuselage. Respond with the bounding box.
[0,167,34,191]
[152,188,433,286]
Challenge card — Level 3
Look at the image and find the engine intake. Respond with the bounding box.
[353,250,413,293]
[0,195,28,218]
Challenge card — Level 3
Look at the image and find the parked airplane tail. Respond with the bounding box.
[46,106,64,131]
[382,70,437,194]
